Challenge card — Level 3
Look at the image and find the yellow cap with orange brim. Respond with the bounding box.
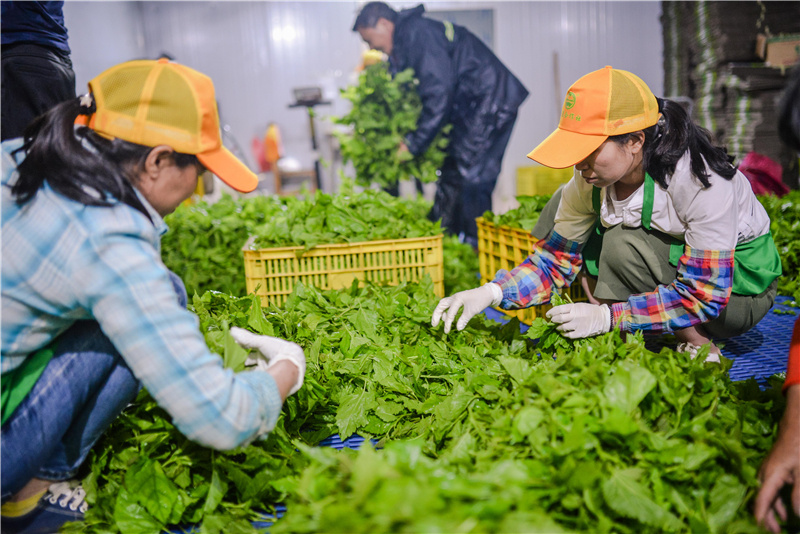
[77,58,258,193]
[528,66,659,169]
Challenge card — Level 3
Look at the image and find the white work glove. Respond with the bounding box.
[546,303,612,339]
[230,327,306,395]
[431,283,503,334]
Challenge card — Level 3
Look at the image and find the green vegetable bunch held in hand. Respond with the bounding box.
[334,63,449,188]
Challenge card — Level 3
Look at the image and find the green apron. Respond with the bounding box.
[1,344,56,426]
[581,174,781,295]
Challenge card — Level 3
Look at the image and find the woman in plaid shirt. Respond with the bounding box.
[433,66,781,362]
[1,60,304,533]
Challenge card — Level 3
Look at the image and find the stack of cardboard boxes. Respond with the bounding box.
[661,1,800,188]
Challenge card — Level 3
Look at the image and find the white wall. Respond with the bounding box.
[62,0,663,212]
[63,1,146,94]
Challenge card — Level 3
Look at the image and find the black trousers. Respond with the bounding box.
[430,112,518,248]
[1,43,76,141]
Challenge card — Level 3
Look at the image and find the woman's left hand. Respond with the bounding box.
[754,384,800,533]
[546,302,611,339]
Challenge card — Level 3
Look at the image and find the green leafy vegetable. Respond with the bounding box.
[757,191,800,300]
[334,63,450,188]
[248,181,441,251]
[161,194,285,297]
[442,234,480,295]
[482,194,553,230]
[65,279,786,533]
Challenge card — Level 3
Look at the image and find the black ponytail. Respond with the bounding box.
[610,98,736,188]
[11,96,199,222]
[644,98,736,188]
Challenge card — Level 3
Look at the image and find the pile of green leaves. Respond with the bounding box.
[334,63,449,188]
[442,234,480,295]
[161,194,285,297]
[161,190,482,301]
[481,194,553,231]
[66,278,786,533]
[757,191,800,301]
[248,182,440,251]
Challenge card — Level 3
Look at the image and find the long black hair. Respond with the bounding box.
[352,1,397,31]
[611,98,736,188]
[11,96,199,222]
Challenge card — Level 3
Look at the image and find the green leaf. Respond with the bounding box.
[498,356,532,385]
[124,459,185,525]
[602,360,657,413]
[602,468,683,531]
[222,326,250,371]
[113,487,163,534]
[336,390,376,438]
[513,405,546,435]
[203,467,228,515]
[707,474,747,532]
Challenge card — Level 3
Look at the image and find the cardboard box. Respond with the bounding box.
[756,33,800,67]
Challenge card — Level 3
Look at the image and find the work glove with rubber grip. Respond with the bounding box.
[230,327,306,395]
[431,283,503,334]
[546,303,611,339]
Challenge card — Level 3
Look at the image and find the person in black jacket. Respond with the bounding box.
[1,1,76,141]
[353,2,529,248]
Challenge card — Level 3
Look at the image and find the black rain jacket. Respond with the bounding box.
[389,5,529,176]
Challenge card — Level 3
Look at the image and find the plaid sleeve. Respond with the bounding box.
[491,230,583,309]
[784,318,800,392]
[77,224,283,450]
[611,247,733,334]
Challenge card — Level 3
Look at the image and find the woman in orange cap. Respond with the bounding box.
[1,59,303,532]
[432,65,781,362]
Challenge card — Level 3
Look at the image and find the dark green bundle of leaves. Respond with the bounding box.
[66,279,785,533]
[442,234,480,295]
[334,63,449,188]
[757,191,800,301]
[161,194,286,297]
[481,194,553,230]
[248,183,440,251]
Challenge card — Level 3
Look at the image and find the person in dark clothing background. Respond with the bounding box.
[352,2,529,248]
[1,1,76,142]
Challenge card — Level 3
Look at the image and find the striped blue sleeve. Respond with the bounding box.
[75,223,283,450]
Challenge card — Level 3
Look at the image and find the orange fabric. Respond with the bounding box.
[75,59,257,193]
[785,317,800,391]
[264,124,282,164]
[527,66,660,169]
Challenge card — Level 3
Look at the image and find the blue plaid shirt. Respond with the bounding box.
[1,139,282,449]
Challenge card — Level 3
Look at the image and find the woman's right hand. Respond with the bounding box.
[431,283,503,333]
[230,327,306,398]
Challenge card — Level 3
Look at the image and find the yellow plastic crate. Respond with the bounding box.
[476,217,586,325]
[243,235,444,307]
[516,165,574,197]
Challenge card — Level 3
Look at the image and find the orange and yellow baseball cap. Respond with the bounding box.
[76,58,258,193]
[528,66,659,169]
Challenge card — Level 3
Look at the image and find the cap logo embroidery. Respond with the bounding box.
[565,91,576,110]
